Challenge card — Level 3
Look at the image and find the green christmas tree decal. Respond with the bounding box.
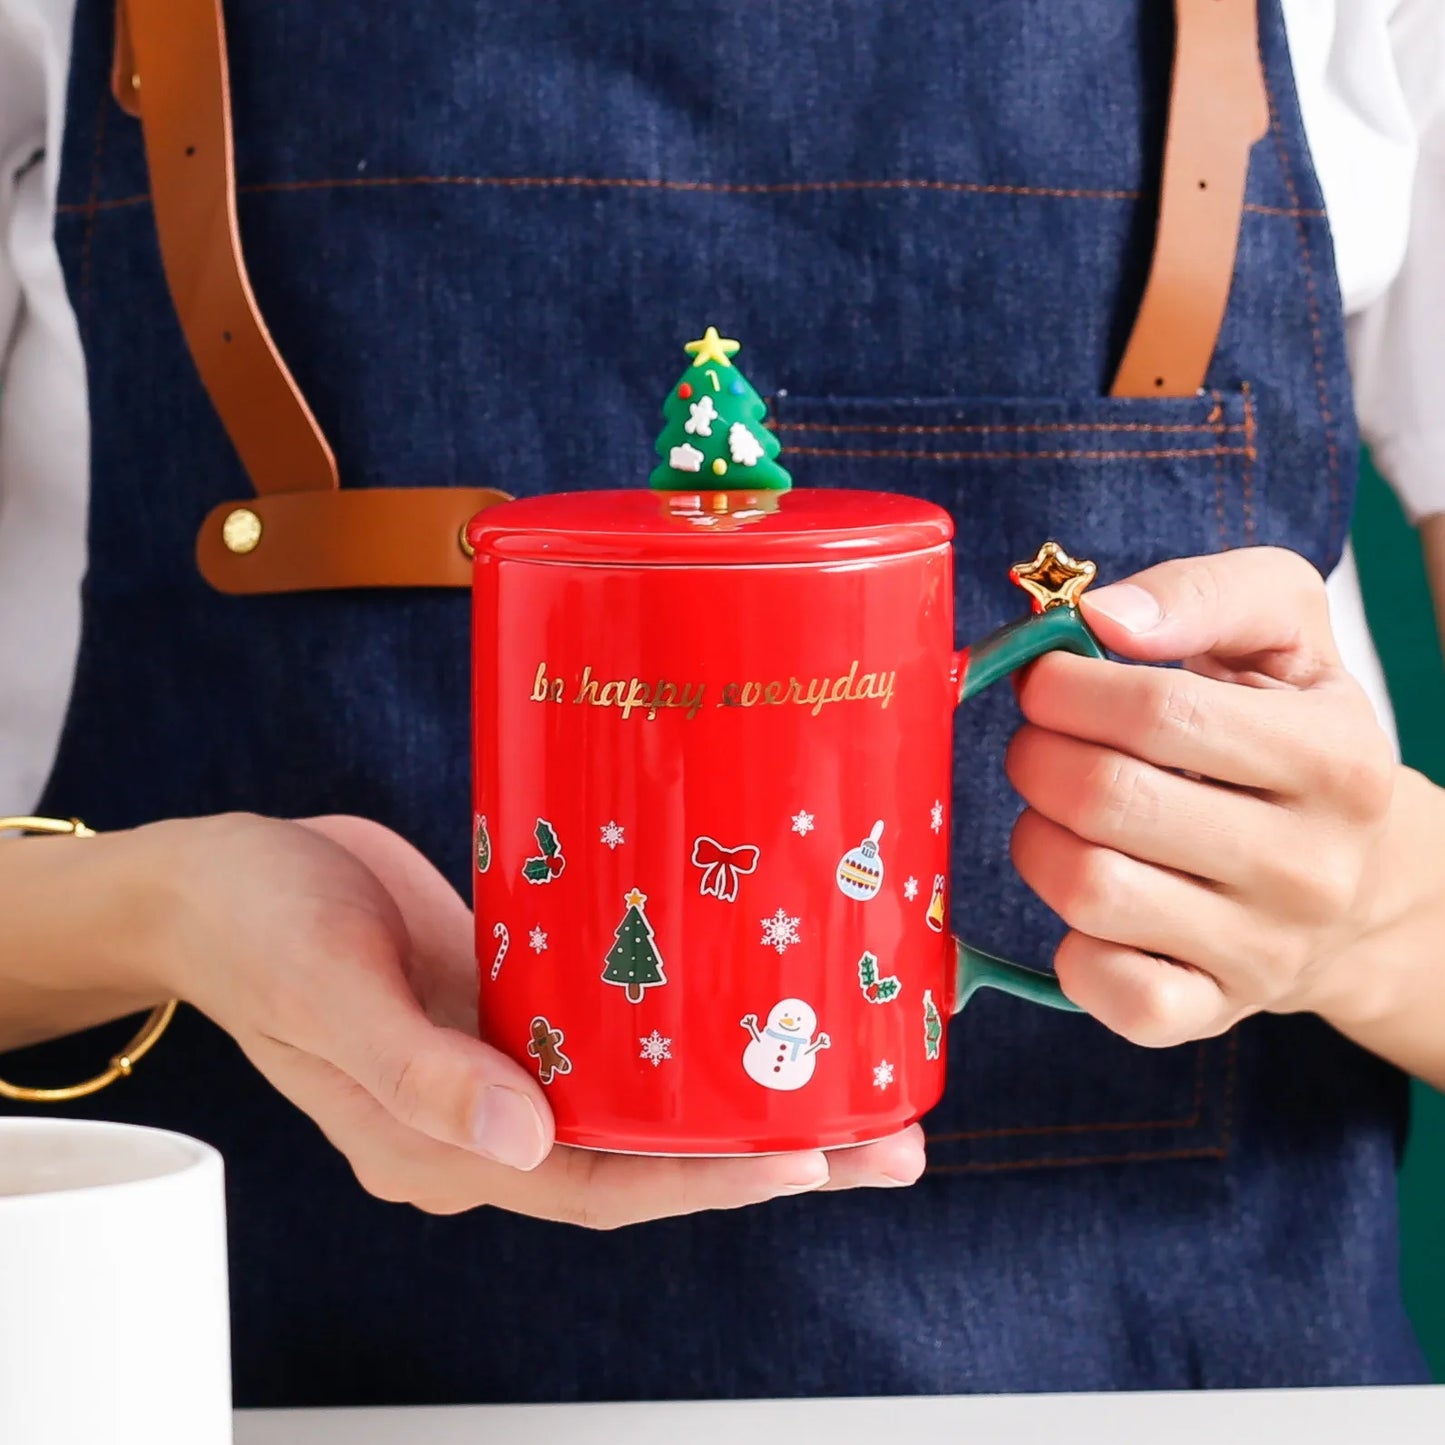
[601,888,668,1003]
[649,327,792,492]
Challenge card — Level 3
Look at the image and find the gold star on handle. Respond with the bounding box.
[1009,541,1097,612]
[684,326,740,369]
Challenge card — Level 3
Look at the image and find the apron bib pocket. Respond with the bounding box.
[773,389,1256,1171]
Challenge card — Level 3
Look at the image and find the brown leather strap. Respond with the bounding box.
[120,0,337,494]
[115,0,1264,594]
[1111,0,1268,397]
[116,0,510,593]
[197,488,511,594]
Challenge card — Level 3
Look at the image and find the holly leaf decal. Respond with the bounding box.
[858,950,900,1003]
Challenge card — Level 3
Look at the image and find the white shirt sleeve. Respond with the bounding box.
[0,7,36,369]
[1346,0,1445,524]
[0,0,88,813]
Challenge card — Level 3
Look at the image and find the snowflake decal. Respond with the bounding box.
[903,876,919,902]
[529,926,548,954]
[873,1060,895,1090]
[728,422,764,467]
[669,442,704,473]
[791,810,815,836]
[600,820,626,850]
[760,908,801,955]
[684,394,718,437]
[930,799,944,834]
[640,1030,673,1067]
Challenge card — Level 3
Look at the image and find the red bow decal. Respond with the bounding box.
[691,836,760,902]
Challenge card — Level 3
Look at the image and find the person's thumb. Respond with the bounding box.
[340,1002,554,1172]
[291,819,554,1172]
[1079,546,1340,684]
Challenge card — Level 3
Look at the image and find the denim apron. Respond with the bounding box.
[7,0,1425,1404]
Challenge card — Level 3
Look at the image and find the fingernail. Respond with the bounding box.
[1084,582,1162,634]
[778,1161,830,1195]
[472,1086,547,1171]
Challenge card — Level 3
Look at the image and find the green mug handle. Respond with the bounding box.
[951,560,1106,1017]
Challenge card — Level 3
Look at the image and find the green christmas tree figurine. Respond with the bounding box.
[601,888,668,1003]
[648,327,792,493]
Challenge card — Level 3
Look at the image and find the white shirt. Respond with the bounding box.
[1,0,1442,811]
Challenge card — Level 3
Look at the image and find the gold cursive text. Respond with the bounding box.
[528,659,895,721]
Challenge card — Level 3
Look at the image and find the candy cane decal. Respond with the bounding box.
[489,922,510,981]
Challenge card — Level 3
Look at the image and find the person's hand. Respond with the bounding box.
[1004,547,1398,1046]
[119,813,923,1223]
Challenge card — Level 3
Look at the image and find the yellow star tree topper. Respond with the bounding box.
[683,326,741,369]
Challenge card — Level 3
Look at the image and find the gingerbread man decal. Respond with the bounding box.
[526,1016,572,1086]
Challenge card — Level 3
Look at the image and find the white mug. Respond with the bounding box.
[0,1118,232,1444]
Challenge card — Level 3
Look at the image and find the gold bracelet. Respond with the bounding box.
[0,815,179,1103]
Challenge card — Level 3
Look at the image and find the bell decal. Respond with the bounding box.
[925,874,946,933]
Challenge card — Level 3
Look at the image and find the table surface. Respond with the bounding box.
[236,1386,1444,1444]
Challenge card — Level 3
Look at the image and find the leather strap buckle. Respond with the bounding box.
[197,487,512,594]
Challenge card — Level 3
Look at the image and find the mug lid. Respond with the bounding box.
[466,489,954,566]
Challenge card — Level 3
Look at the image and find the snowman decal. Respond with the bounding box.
[740,998,830,1091]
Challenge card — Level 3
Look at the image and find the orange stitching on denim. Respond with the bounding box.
[58,192,147,213]
[1265,85,1340,550]
[927,1040,1210,1142]
[774,421,1248,437]
[1211,390,1228,549]
[930,1115,1195,1142]
[1219,1028,1240,1157]
[1242,383,1257,543]
[924,1037,1238,1174]
[926,1145,1228,1175]
[237,174,1145,201]
[51,181,1327,217]
[1242,202,1325,218]
[785,445,1254,463]
[76,87,111,344]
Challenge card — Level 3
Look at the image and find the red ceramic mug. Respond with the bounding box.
[470,489,1103,1154]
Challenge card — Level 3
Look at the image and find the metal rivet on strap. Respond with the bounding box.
[222,507,263,554]
[458,524,476,560]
